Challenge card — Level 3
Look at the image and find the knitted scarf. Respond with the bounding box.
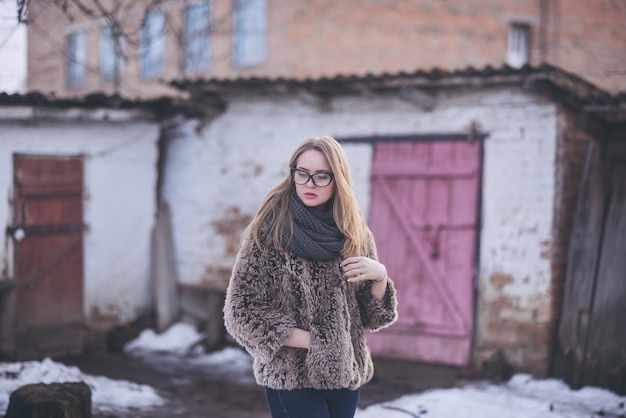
[284,194,345,261]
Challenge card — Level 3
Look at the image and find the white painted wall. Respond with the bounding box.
[162,101,374,288]
[0,119,159,326]
[162,85,558,347]
[476,93,558,367]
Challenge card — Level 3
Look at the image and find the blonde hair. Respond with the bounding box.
[249,136,371,258]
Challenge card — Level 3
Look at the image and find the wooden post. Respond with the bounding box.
[205,288,226,350]
[5,382,92,418]
[152,201,179,333]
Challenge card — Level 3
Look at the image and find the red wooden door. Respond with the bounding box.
[11,154,85,360]
[367,140,481,366]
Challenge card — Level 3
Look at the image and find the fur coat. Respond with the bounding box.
[223,229,398,391]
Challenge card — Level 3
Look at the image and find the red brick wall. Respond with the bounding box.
[27,0,626,98]
[543,1,626,94]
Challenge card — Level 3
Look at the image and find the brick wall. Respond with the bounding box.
[543,1,626,94]
[26,0,626,98]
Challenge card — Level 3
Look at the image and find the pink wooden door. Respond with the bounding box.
[367,140,481,366]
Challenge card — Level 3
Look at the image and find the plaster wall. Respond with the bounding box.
[162,86,558,373]
[0,120,159,327]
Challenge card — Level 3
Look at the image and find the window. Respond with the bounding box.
[507,23,530,69]
[141,11,166,79]
[185,3,211,72]
[233,0,266,67]
[67,31,85,86]
[101,24,124,82]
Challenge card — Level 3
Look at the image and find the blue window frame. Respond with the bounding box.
[67,31,85,86]
[233,0,266,67]
[140,11,166,79]
[185,3,211,72]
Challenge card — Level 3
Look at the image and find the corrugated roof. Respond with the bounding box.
[170,64,626,122]
[0,91,218,121]
[0,90,225,120]
[0,91,169,108]
[1,65,624,123]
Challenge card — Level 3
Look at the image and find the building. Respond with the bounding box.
[162,64,624,382]
[0,92,173,359]
[10,0,626,393]
[2,64,625,393]
[25,0,626,99]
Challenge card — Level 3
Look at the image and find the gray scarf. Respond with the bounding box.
[284,194,345,261]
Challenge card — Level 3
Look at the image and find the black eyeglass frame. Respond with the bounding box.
[290,167,335,187]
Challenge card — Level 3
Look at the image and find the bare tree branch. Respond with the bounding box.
[68,0,98,17]
[17,0,28,22]
[15,0,249,92]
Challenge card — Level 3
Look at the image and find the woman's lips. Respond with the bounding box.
[303,193,317,199]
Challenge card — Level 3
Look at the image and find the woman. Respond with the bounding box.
[223,136,398,418]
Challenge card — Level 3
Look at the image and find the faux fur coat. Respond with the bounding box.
[223,229,398,391]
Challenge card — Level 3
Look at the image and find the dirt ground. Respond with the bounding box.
[59,346,421,418]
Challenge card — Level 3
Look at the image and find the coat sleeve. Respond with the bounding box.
[356,231,398,332]
[356,279,398,332]
[223,232,296,363]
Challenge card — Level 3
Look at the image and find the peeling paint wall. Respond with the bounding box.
[0,119,160,328]
[162,86,559,374]
[477,99,558,376]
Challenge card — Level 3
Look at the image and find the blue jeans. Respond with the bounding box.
[265,387,361,418]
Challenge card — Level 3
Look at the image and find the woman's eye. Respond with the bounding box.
[315,174,329,181]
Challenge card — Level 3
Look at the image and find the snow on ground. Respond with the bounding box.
[1,322,625,417]
[0,356,164,414]
[356,375,626,418]
[0,322,251,414]
[125,322,256,386]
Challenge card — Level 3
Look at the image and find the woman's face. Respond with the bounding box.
[293,149,335,211]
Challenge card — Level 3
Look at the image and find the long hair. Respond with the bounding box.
[249,136,372,258]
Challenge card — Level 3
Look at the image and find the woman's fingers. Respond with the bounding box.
[342,256,385,282]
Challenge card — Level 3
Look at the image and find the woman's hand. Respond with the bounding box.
[341,256,387,284]
[342,256,388,300]
[284,328,310,349]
